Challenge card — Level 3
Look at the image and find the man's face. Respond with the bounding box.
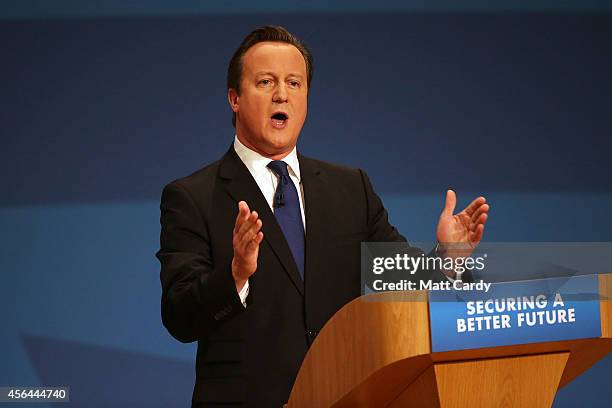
[229,41,308,159]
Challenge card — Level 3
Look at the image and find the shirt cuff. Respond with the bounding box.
[446,271,462,283]
[435,243,463,283]
[238,280,249,307]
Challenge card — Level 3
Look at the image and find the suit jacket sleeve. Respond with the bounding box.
[360,169,406,243]
[156,181,244,343]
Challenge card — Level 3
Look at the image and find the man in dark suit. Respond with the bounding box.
[157,26,489,407]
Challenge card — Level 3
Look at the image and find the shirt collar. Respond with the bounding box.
[233,135,301,182]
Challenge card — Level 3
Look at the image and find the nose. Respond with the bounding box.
[273,82,288,103]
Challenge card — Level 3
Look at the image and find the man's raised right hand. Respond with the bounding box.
[232,201,263,292]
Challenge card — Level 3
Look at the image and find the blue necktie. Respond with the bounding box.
[267,160,305,280]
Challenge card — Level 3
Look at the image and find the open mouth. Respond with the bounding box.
[270,112,288,129]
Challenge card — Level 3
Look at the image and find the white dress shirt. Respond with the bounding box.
[233,136,306,306]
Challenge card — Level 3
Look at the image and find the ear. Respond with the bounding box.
[228,88,239,113]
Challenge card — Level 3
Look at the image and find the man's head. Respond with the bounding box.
[227,26,313,159]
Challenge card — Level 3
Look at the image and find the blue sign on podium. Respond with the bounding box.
[428,275,602,352]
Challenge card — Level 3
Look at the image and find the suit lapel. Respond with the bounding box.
[219,147,304,296]
[298,154,326,286]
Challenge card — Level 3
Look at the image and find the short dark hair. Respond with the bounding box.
[227,25,313,127]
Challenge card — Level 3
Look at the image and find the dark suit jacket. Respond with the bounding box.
[156,146,445,407]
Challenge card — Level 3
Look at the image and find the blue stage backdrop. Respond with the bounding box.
[1,2,611,407]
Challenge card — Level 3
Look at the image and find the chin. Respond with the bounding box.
[265,134,297,150]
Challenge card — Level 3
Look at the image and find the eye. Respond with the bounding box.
[258,79,273,87]
[288,80,301,88]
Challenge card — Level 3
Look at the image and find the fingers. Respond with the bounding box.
[442,189,457,217]
[233,201,263,251]
[470,203,490,224]
[237,210,260,237]
[470,212,488,229]
[234,201,260,237]
[246,231,264,250]
[464,196,487,216]
[469,211,488,245]
[233,201,251,234]
[470,223,485,244]
[467,196,489,245]
[238,219,263,248]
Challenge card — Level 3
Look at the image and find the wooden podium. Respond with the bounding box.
[286,274,612,407]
